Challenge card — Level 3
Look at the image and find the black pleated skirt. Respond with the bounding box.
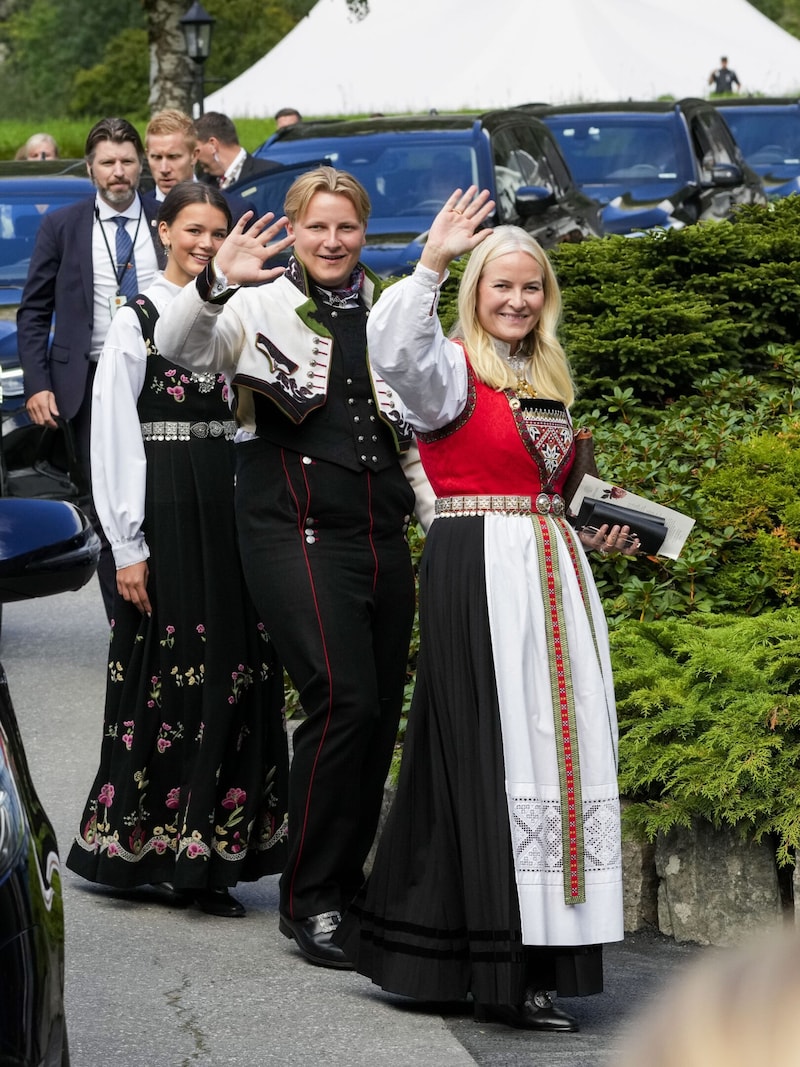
[67,431,289,890]
[335,516,603,1005]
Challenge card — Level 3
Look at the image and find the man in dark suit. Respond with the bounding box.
[144,109,251,223]
[17,116,164,621]
[194,111,281,189]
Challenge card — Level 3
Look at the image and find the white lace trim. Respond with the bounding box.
[510,795,621,874]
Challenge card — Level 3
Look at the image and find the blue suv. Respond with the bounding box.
[713,97,800,199]
[525,98,767,235]
[234,111,604,277]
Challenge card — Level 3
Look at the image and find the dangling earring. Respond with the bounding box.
[162,244,170,256]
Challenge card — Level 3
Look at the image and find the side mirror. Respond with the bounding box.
[707,162,743,187]
[0,498,100,603]
[515,184,556,216]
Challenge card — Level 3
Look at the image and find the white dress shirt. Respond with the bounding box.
[90,194,159,360]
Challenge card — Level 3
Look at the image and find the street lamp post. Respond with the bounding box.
[179,1,216,118]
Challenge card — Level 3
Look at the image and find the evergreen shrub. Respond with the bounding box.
[613,609,800,867]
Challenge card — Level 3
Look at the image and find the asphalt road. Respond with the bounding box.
[4,576,703,1066]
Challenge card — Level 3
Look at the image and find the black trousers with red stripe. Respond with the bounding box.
[235,439,416,920]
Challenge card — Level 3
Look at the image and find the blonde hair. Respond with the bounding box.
[452,225,574,407]
[617,931,800,1067]
[283,166,370,226]
[146,109,197,154]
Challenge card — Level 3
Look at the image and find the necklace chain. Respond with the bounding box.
[505,353,536,398]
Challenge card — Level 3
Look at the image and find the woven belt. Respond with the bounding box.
[435,493,566,517]
[140,420,236,442]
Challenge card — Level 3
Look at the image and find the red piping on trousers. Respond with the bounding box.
[281,449,336,920]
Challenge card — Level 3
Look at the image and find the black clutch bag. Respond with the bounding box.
[573,498,668,556]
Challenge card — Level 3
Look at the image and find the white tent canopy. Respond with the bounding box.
[206,0,800,120]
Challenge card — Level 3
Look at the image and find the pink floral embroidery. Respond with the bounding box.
[167,385,185,401]
[222,787,246,810]
[166,787,181,809]
[98,783,115,806]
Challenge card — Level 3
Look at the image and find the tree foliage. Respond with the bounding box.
[0,0,145,118]
[0,0,371,120]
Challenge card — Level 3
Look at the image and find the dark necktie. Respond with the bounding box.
[113,215,138,301]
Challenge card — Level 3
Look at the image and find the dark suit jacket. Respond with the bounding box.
[143,185,252,225]
[239,152,282,180]
[198,151,282,187]
[17,194,163,421]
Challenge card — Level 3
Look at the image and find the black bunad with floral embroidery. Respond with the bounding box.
[67,282,289,891]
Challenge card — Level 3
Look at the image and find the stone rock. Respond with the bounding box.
[655,820,782,946]
[621,808,658,932]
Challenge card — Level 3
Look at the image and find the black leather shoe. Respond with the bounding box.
[279,911,354,970]
[149,882,191,907]
[193,887,246,918]
[474,990,579,1032]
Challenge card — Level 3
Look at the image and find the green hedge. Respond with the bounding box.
[613,610,800,866]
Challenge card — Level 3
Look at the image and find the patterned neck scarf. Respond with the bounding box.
[313,267,365,309]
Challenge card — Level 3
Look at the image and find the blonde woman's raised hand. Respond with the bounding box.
[420,187,496,277]
[213,211,296,285]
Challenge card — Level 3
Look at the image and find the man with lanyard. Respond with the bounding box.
[18,116,163,620]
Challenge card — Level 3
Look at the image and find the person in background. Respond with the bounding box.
[274,108,302,130]
[17,117,163,622]
[194,111,280,189]
[154,166,435,969]
[335,189,638,1031]
[144,109,250,222]
[709,56,740,94]
[17,132,59,160]
[67,181,290,918]
[617,932,800,1067]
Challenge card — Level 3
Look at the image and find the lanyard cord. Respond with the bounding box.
[96,205,144,295]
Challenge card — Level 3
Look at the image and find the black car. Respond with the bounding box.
[524,98,767,235]
[0,497,100,1067]
[232,111,604,277]
[712,97,800,199]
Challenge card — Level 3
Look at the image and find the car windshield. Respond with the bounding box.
[0,187,86,286]
[261,134,479,220]
[721,109,800,166]
[544,117,684,185]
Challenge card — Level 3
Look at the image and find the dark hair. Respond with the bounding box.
[193,111,239,146]
[157,181,233,232]
[274,107,302,122]
[85,117,145,163]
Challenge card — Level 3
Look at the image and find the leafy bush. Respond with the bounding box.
[585,354,800,622]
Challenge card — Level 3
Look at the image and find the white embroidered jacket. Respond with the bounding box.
[154,256,414,452]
